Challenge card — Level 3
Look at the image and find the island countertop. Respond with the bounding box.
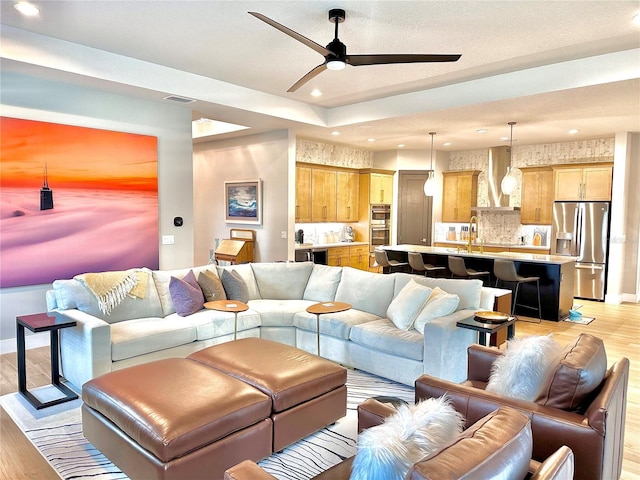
[383,244,576,265]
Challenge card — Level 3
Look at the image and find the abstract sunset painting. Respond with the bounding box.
[0,117,159,288]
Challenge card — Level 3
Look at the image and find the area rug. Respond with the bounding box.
[0,369,414,480]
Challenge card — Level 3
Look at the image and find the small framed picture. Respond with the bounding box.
[224,179,262,224]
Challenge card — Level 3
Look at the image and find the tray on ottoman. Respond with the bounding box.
[82,358,273,480]
[188,338,348,451]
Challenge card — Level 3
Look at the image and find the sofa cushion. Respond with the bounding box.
[486,334,562,401]
[413,288,460,334]
[169,270,205,317]
[387,280,433,330]
[250,262,313,300]
[51,268,164,323]
[349,319,424,361]
[153,265,215,316]
[394,273,482,311]
[197,270,227,302]
[110,316,197,361]
[351,396,464,480]
[335,267,396,318]
[184,309,262,340]
[294,309,381,340]
[535,333,607,412]
[303,263,342,302]
[217,264,261,300]
[248,299,316,327]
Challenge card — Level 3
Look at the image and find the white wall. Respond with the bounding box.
[192,130,294,265]
[0,72,194,353]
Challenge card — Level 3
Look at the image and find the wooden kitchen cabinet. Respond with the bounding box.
[328,246,350,267]
[370,172,393,204]
[520,167,553,224]
[311,168,337,222]
[553,163,613,201]
[349,244,369,270]
[441,170,480,222]
[295,165,312,222]
[337,171,359,222]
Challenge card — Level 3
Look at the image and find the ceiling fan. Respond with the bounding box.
[249,9,462,92]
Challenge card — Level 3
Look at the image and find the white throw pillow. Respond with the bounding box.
[350,396,464,480]
[386,280,433,330]
[413,288,460,334]
[486,334,562,401]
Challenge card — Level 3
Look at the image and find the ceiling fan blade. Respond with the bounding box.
[287,63,328,92]
[347,53,461,66]
[249,12,331,57]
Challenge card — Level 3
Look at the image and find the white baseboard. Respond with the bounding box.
[0,333,50,355]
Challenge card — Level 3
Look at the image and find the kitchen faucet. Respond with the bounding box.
[467,215,478,253]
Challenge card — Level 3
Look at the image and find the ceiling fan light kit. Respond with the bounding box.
[249,8,461,92]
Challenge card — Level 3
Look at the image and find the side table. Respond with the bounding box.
[16,312,78,409]
[306,302,351,355]
[204,300,249,340]
[456,315,516,347]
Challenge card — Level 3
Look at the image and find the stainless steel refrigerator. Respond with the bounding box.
[551,201,610,301]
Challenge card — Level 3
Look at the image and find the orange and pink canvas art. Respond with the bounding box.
[0,117,159,288]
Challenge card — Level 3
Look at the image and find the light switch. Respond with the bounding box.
[281,231,287,239]
[162,235,175,245]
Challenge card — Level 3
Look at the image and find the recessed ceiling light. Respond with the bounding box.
[476,129,488,134]
[367,138,376,142]
[568,129,579,134]
[633,13,640,26]
[443,142,452,147]
[331,131,340,136]
[397,144,406,148]
[310,89,322,97]
[14,1,39,16]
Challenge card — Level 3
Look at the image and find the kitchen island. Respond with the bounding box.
[383,245,576,321]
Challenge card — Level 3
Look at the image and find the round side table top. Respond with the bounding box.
[204,300,249,313]
[306,301,352,315]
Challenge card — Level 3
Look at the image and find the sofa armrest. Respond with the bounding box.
[357,398,397,433]
[56,309,111,390]
[530,445,574,480]
[467,344,502,382]
[422,309,477,383]
[224,460,277,480]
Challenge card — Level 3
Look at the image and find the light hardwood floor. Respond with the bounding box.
[1,299,638,479]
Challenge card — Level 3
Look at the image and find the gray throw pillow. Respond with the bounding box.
[221,269,249,303]
[197,270,227,302]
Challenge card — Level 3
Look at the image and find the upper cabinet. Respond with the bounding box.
[442,170,480,222]
[336,170,359,222]
[370,172,393,204]
[553,163,613,201]
[311,168,337,222]
[520,166,553,225]
[295,165,312,222]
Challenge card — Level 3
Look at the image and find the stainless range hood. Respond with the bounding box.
[471,146,520,212]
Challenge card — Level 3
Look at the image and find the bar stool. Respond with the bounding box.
[493,259,542,320]
[408,252,446,277]
[374,249,408,274]
[448,256,490,285]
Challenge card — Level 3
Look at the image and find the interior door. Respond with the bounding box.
[398,171,432,245]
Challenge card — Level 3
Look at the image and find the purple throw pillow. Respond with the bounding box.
[169,270,205,317]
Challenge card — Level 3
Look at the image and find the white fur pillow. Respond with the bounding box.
[350,396,464,480]
[486,334,562,401]
[387,280,433,330]
[413,287,460,334]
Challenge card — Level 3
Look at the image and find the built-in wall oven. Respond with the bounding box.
[370,204,391,252]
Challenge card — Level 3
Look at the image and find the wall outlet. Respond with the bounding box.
[281,231,287,239]
[162,235,175,245]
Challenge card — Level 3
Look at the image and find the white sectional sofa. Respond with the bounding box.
[46,262,504,390]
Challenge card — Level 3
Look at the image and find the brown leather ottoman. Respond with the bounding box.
[82,358,273,480]
[188,338,347,452]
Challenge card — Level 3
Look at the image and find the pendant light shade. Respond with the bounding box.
[424,132,437,197]
[501,122,517,195]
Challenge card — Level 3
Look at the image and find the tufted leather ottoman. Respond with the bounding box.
[82,358,273,480]
[188,338,347,451]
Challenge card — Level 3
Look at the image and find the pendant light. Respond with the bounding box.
[423,132,437,197]
[500,122,517,195]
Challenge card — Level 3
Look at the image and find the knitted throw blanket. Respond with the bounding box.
[75,269,148,315]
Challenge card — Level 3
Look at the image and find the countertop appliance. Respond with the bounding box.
[551,201,610,301]
[295,229,304,244]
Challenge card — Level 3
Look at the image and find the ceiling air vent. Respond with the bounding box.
[163,95,195,104]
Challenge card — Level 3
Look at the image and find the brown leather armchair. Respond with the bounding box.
[414,339,629,480]
[225,402,574,480]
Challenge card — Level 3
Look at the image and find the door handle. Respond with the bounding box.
[575,264,604,270]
